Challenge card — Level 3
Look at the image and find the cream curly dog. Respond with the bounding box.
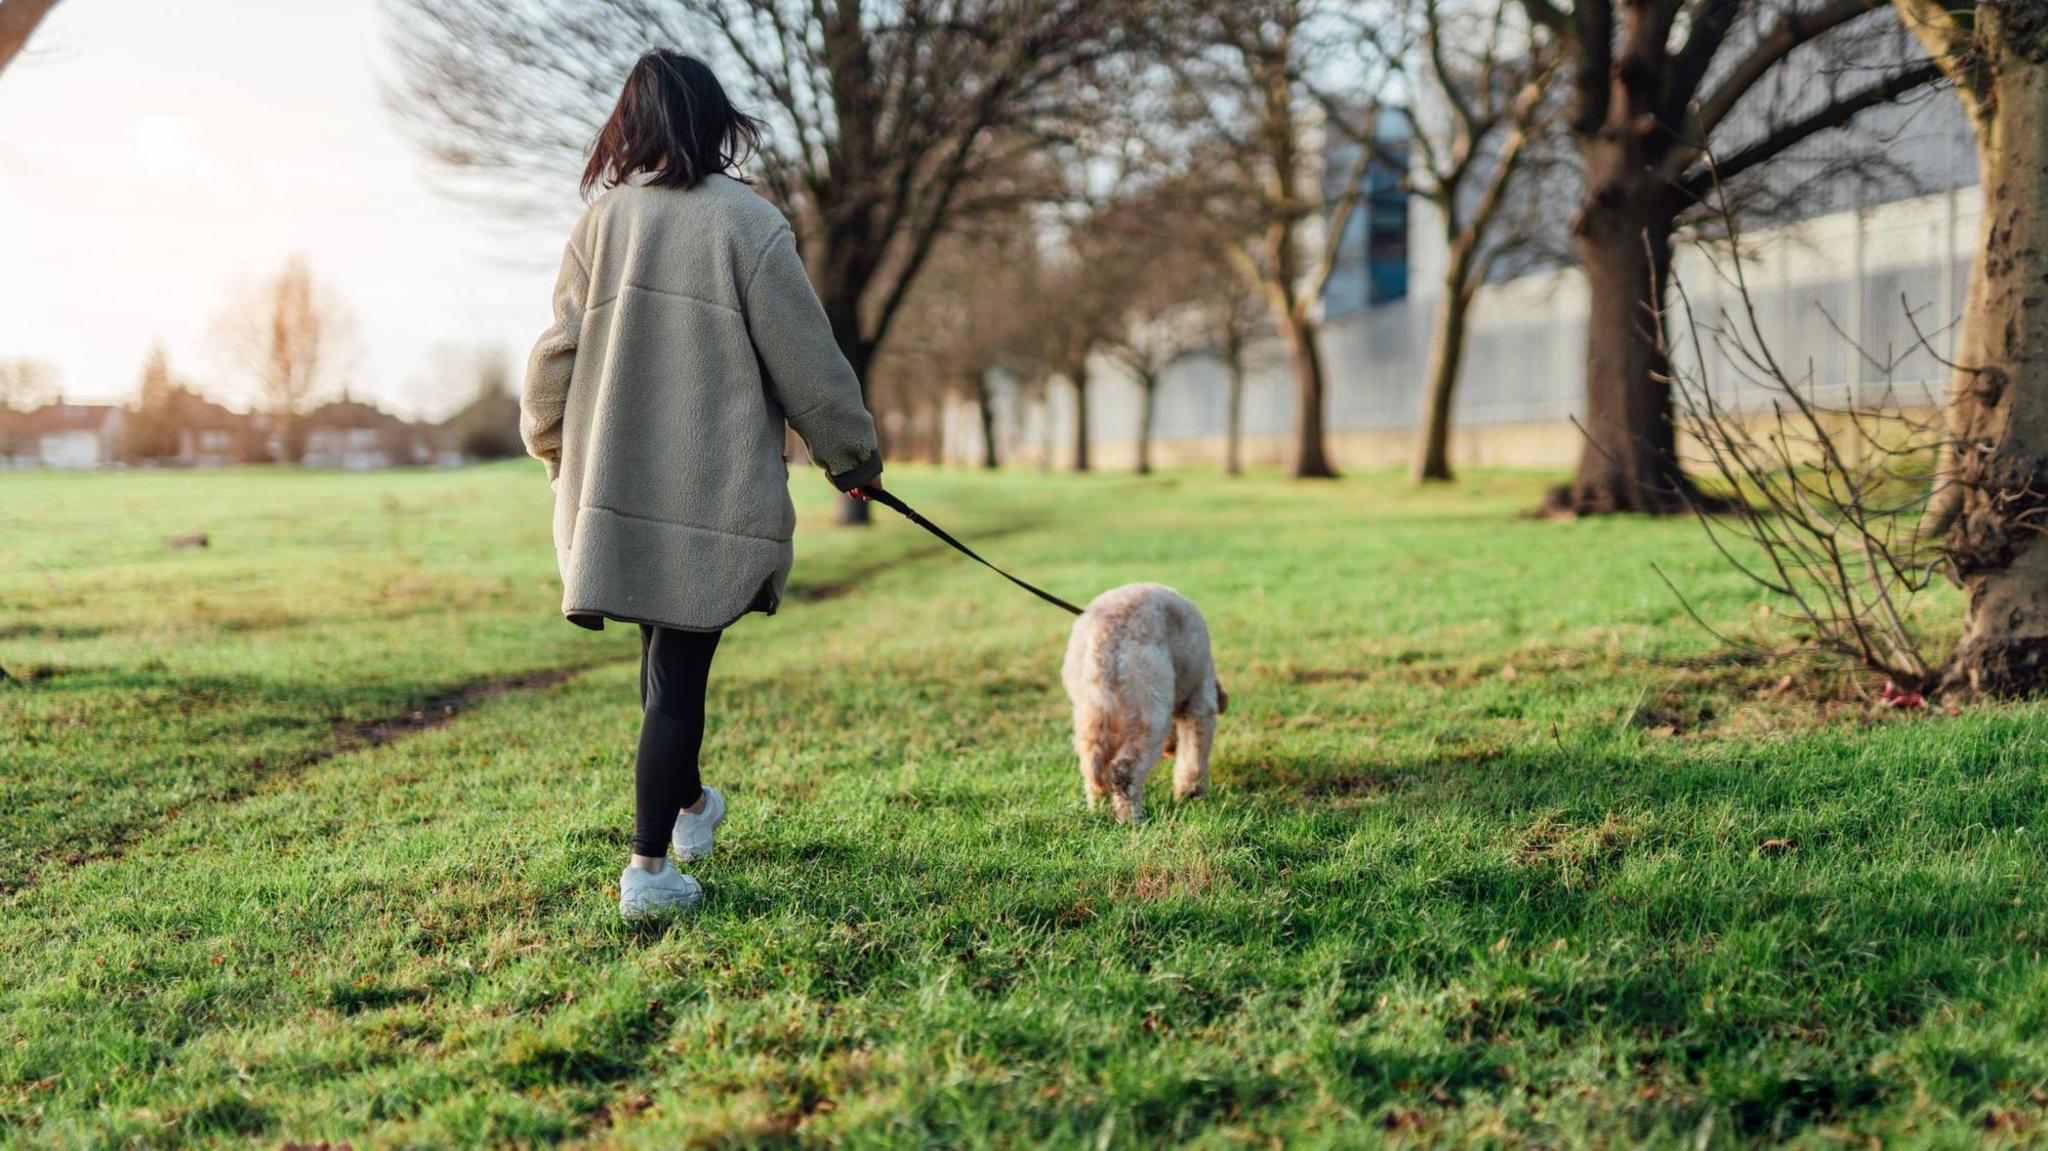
[1062,583,1227,823]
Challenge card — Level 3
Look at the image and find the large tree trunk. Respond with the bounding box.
[974,372,999,470]
[1135,374,1156,476]
[1070,361,1091,473]
[1223,336,1246,478]
[920,402,943,466]
[815,243,881,525]
[1546,177,1692,515]
[1414,246,1476,483]
[278,414,306,465]
[1936,23,2048,695]
[1039,388,1054,472]
[1275,309,1336,479]
[825,299,877,524]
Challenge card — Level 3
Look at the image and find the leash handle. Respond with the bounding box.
[865,488,1086,616]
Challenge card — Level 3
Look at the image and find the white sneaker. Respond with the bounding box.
[672,786,727,863]
[618,860,702,919]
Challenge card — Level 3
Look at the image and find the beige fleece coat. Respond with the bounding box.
[521,174,881,632]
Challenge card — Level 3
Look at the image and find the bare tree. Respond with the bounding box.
[1516,0,1943,515]
[1196,261,1269,476]
[0,0,62,79]
[0,356,55,460]
[1088,204,1215,476]
[1892,0,2048,694]
[1405,0,1563,483]
[1163,0,1406,479]
[0,357,56,412]
[124,343,183,463]
[1664,205,1949,693]
[868,205,1046,469]
[387,0,1126,518]
[0,360,52,462]
[211,254,354,463]
[1032,252,1120,473]
[1101,299,1198,476]
[1138,171,1272,478]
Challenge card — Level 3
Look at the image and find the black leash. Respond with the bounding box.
[865,488,1085,616]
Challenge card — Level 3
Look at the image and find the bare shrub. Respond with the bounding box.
[1660,190,1956,695]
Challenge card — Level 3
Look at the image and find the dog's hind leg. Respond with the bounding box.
[1108,720,1169,825]
[1171,709,1215,800]
[1081,749,1109,810]
[1108,745,1145,824]
[1074,707,1111,810]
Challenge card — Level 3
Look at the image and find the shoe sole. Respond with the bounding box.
[619,890,703,919]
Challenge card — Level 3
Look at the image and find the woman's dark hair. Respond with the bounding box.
[581,50,763,197]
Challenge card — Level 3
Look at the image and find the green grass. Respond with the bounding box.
[4,463,2046,1148]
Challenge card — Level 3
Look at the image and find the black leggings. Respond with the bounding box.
[633,624,722,857]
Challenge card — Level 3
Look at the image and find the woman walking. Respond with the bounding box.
[520,50,883,918]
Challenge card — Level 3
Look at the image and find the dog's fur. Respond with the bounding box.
[1062,583,1226,823]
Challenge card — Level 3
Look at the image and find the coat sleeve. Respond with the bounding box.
[521,236,590,482]
[740,224,883,491]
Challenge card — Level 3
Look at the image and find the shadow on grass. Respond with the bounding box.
[785,519,1041,603]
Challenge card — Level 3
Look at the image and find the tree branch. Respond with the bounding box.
[1663,0,1744,122]
[1681,58,1943,198]
[1694,0,1885,134]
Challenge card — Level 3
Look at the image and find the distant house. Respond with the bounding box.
[170,394,247,468]
[301,399,436,470]
[0,404,125,469]
[1,395,455,471]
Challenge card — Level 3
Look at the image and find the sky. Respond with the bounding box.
[0,0,576,419]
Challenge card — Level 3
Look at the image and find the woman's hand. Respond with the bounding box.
[847,479,884,502]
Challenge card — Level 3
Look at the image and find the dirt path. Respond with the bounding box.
[16,658,627,898]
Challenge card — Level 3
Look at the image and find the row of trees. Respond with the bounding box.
[387,0,1975,511]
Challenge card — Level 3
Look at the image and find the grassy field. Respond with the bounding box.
[4,463,2047,1149]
